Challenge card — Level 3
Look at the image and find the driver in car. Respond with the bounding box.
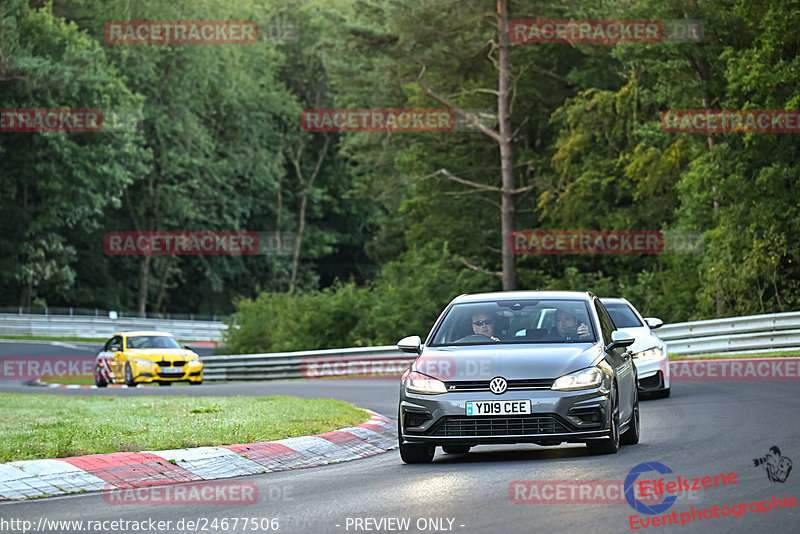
[472,312,501,341]
[554,309,591,341]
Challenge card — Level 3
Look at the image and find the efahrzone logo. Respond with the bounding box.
[103,231,295,256]
[629,495,797,530]
[661,110,800,134]
[104,481,261,505]
[104,21,259,44]
[624,461,737,517]
[510,19,702,44]
[753,446,793,483]
[669,358,800,381]
[300,355,415,379]
[511,230,704,255]
[0,356,94,380]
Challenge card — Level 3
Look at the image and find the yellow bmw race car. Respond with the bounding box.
[95,331,203,387]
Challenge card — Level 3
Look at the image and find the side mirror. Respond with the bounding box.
[606,331,635,351]
[397,335,422,355]
[110,344,122,352]
[645,317,663,329]
[183,344,194,350]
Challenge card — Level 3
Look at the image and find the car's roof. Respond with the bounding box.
[113,331,176,337]
[452,290,594,304]
[600,297,631,305]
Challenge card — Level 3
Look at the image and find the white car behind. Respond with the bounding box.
[601,298,670,398]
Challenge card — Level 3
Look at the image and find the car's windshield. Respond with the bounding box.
[603,302,644,328]
[126,335,181,349]
[430,299,597,345]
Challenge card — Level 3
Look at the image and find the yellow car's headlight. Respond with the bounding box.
[133,358,154,367]
[635,347,664,361]
[187,360,202,367]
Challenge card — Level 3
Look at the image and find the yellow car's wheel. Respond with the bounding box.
[124,363,136,387]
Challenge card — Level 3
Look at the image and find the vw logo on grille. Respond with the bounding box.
[489,377,507,394]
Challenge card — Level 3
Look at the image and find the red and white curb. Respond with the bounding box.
[0,411,395,501]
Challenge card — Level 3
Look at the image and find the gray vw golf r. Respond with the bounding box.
[397,291,640,463]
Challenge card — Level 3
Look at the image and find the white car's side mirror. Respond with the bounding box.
[645,317,663,329]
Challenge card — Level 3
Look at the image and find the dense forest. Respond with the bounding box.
[1,0,798,352]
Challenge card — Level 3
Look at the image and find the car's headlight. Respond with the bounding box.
[634,347,664,361]
[404,370,447,395]
[187,360,202,366]
[552,367,604,391]
[133,358,154,367]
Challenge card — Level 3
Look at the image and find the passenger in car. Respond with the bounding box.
[553,309,591,340]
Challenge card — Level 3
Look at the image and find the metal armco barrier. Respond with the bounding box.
[201,346,413,381]
[655,311,800,355]
[0,313,226,341]
[201,311,800,381]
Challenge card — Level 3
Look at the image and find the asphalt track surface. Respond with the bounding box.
[1,342,799,533]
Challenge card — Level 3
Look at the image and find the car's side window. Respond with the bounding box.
[594,300,615,346]
[104,336,121,351]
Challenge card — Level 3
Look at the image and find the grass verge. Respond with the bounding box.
[39,374,98,386]
[0,393,367,462]
[669,350,800,361]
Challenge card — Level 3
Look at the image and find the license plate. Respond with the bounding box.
[161,367,184,374]
[466,400,531,416]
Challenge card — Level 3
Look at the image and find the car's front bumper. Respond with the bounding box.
[399,388,613,446]
[632,355,669,391]
[130,363,203,383]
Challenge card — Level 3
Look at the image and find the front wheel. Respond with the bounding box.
[620,388,640,445]
[587,387,620,455]
[94,366,108,388]
[124,363,136,387]
[398,415,434,464]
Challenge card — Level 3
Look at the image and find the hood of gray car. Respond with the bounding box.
[413,343,604,382]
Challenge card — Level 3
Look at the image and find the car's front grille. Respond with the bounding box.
[427,415,570,436]
[158,361,185,367]
[445,379,554,391]
[157,371,185,378]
